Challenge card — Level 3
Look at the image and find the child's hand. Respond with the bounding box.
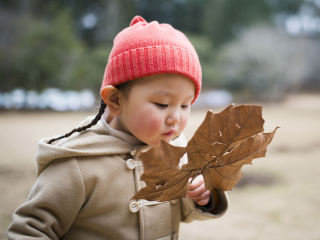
[186,174,211,206]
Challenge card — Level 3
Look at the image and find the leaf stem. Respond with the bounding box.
[190,170,200,184]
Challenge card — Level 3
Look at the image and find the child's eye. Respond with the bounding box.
[181,105,189,109]
[154,103,168,108]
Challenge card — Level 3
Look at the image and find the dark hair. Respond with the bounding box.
[47,80,139,144]
[47,99,107,144]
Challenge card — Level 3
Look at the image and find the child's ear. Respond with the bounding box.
[100,86,122,115]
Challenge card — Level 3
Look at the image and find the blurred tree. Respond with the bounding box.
[136,0,306,46]
[266,0,305,14]
[1,0,318,94]
[197,0,272,46]
[0,11,82,91]
[185,33,219,86]
[0,9,112,92]
[0,0,307,47]
[215,25,314,101]
[0,0,136,45]
[68,44,112,93]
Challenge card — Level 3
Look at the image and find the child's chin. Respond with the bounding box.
[148,138,171,147]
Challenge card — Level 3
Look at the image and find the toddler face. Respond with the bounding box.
[118,73,195,146]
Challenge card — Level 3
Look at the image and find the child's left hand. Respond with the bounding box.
[186,174,211,206]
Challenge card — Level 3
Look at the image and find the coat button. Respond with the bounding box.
[126,159,135,170]
[171,199,178,204]
[119,153,127,159]
[129,202,140,213]
[172,232,179,240]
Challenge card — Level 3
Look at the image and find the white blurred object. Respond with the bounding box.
[1,88,96,111]
[25,91,39,109]
[39,88,68,111]
[0,93,3,108]
[37,91,48,109]
[10,89,26,109]
[65,91,82,111]
[192,90,233,108]
[82,13,97,29]
[203,90,233,107]
[79,89,95,110]
[3,93,11,109]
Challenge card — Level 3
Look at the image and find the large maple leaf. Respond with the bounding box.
[132,104,278,202]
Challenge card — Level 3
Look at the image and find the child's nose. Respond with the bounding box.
[166,111,180,125]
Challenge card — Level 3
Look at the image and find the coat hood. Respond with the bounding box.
[36,116,136,177]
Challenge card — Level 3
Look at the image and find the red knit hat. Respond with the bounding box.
[101,16,202,103]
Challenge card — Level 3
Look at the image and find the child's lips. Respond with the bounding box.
[162,132,174,137]
[162,129,176,137]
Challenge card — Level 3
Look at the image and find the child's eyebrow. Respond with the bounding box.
[152,90,194,100]
[152,90,170,96]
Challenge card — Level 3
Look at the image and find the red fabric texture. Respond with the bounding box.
[101,16,202,103]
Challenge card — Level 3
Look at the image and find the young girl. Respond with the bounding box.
[8,16,228,240]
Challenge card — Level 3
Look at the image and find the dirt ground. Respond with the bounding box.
[1,94,320,240]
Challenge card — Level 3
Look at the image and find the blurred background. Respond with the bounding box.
[1,0,320,239]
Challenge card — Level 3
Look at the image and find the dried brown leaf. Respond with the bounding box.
[132,104,278,202]
[132,142,192,201]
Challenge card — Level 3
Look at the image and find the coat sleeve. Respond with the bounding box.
[7,157,86,240]
[180,189,229,223]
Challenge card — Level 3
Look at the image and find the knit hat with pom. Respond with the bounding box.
[101,16,202,103]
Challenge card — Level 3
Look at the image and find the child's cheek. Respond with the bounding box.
[180,115,189,132]
[132,110,162,138]
[145,117,162,137]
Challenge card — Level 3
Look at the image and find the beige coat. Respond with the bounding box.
[7,116,228,240]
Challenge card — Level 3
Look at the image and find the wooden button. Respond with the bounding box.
[129,202,140,213]
[171,199,178,204]
[126,159,135,170]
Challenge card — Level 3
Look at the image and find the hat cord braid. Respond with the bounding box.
[47,99,107,144]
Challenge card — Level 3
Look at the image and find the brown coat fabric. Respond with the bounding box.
[7,116,229,240]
